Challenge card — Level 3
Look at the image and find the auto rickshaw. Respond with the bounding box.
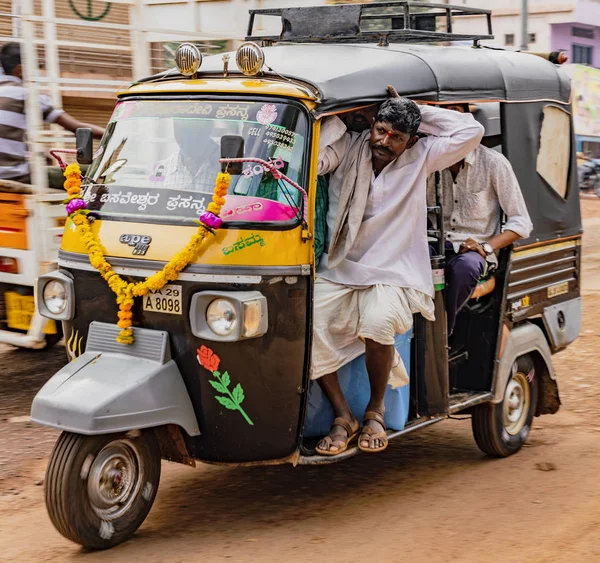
[31,2,581,550]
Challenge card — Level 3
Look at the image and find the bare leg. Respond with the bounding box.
[360,339,394,450]
[316,372,359,454]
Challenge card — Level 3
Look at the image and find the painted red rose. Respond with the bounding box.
[197,345,220,372]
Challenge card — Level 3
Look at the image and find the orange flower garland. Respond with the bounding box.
[63,166,230,344]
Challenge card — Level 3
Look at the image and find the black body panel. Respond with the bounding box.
[63,267,310,463]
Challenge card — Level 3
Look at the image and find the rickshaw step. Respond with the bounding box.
[298,415,445,465]
[448,392,493,414]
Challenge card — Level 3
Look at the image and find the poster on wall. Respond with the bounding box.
[570,64,600,138]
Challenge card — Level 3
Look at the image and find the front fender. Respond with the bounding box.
[31,351,200,436]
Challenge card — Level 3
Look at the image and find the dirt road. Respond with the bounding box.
[1,200,600,563]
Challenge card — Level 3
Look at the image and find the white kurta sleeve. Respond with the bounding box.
[418,105,484,175]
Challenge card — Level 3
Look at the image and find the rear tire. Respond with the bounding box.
[45,430,161,549]
[471,354,538,457]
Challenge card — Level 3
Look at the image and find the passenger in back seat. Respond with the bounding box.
[426,104,533,334]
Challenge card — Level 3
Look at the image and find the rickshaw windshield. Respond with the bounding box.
[83,99,309,225]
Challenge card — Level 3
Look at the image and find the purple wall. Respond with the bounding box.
[551,23,600,68]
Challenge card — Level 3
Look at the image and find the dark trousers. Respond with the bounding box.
[445,241,486,334]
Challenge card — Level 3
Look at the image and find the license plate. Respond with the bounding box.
[4,292,56,334]
[142,284,183,315]
[547,281,569,298]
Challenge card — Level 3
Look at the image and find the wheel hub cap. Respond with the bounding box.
[87,440,144,520]
[502,372,531,436]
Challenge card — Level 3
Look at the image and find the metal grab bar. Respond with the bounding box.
[220,157,308,223]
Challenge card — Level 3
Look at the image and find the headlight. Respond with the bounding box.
[43,280,67,315]
[175,42,202,76]
[190,291,268,342]
[236,42,265,76]
[206,298,238,336]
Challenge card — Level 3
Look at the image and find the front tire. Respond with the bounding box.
[45,430,161,549]
[471,354,539,457]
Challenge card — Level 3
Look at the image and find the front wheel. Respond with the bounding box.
[471,354,539,457]
[45,430,161,549]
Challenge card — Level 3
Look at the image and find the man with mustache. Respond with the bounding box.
[312,93,484,455]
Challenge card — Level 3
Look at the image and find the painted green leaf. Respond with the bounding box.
[215,395,237,410]
[209,380,227,394]
[221,371,231,389]
[232,383,244,404]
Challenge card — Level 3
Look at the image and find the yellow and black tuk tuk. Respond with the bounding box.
[31,2,581,549]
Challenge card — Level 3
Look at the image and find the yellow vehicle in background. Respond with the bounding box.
[0,176,65,348]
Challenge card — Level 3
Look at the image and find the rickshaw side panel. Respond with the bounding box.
[501,101,582,246]
[61,265,310,464]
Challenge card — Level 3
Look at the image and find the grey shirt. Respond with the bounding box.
[427,145,533,253]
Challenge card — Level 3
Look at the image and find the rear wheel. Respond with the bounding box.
[471,354,538,457]
[45,430,161,549]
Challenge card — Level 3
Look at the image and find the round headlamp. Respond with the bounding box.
[175,43,202,76]
[206,298,238,336]
[43,280,67,315]
[236,42,265,76]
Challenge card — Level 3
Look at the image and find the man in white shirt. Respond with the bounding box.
[426,104,533,334]
[161,119,221,193]
[313,96,484,455]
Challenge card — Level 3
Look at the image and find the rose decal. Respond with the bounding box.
[197,345,221,372]
[197,345,253,425]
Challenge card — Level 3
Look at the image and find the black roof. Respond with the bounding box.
[199,43,570,115]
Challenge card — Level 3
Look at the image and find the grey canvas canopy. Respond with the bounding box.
[197,43,571,115]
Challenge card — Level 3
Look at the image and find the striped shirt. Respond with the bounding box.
[0,75,63,181]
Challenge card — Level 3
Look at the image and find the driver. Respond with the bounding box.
[161,118,221,192]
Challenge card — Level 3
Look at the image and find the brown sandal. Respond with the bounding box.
[315,417,360,456]
[358,411,388,453]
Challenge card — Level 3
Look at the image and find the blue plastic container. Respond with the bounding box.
[304,329,412,438]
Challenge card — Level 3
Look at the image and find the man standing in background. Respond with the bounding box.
[0,42,104,183]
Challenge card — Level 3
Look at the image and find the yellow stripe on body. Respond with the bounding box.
[121,78,318,106]
[61,220,310,267]
[512,238,580,259]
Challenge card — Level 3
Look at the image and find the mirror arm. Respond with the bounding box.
[49,148,79,171]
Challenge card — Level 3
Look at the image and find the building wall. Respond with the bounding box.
[552,23,599,67]
[451,1,577,50]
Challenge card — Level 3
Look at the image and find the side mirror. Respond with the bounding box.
[75,128,93,165]
[220,135,245,175]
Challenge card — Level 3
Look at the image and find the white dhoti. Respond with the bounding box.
[311,278,435,387]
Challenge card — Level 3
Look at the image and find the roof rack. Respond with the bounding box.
[246,1,493,46]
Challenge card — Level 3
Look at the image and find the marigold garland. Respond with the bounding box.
[63,164,230,344]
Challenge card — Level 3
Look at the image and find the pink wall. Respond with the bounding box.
[551,22,599,67]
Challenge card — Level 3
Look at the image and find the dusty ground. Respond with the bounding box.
[1,200,599,563]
